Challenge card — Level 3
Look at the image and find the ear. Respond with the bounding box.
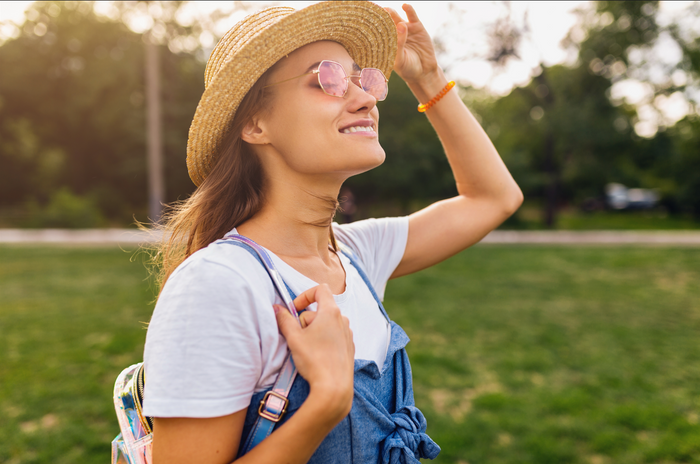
[240,116,269,145]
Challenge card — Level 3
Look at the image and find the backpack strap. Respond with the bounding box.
[221,235,392,453]
[220,234,301,455]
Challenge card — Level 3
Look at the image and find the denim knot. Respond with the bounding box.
[380,406,441,464]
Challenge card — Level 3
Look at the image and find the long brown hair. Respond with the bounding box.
[151,67,338,292]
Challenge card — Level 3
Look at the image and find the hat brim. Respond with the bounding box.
[186,1,398,186]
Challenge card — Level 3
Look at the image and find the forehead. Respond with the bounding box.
[270,41,361,79]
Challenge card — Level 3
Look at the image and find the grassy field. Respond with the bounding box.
[0,246,154,464]
[1,245,699,463]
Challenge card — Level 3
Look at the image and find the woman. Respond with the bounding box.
[142,2,523,463]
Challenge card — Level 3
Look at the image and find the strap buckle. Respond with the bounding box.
[258,391,289,423]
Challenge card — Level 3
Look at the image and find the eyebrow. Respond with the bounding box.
[305,61,362,74]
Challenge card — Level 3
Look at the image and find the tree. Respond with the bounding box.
[0,2,205,224]
[472,63,633,227]
[574,1,700,219]
[471,3,646,227]
[471,0,700,226]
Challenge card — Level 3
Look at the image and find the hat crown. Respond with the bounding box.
[204,7,295,89]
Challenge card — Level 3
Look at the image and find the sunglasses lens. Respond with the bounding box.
[361,68,388,101]
[318,61,348,97]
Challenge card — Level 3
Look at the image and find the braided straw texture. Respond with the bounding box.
[186,1,398,186]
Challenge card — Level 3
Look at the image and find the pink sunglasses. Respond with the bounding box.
[264,60,389,101]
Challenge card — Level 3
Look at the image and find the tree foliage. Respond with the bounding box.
[577,1,700,218]
[0,1,699,227]
[474,0,700,225]
[0,1,203,224]
[476,63,632,222]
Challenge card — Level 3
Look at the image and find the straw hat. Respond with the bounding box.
[186,1,398,186]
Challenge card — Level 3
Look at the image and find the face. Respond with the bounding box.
[245,41,385,183]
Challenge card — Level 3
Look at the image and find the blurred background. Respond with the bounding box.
[0,0,699,229]
[1,2,700,464]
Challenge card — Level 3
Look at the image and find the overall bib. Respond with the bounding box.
[233,241,441,463]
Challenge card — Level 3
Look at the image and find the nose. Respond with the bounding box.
[346,78,377,113]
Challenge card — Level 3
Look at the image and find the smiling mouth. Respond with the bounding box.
[341,126,375,134]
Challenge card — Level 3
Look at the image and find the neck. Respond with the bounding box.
[237,172,341,260]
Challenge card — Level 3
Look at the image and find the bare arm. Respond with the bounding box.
[386,5,524,278]
[152,285,354,464]
[152,392,346,464]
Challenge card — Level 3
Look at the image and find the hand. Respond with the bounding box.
[384,4,440,85]
[274,284,355,417]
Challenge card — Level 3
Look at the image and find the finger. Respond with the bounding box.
[275,304,302,339]
[383,9,407,68]
[292,284,336,312]
[300,311,318,329]
[385,7,408,37]
[402,3,421,23]
[384,7,405,25]
[396,21,408,53]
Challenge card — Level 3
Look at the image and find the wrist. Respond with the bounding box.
[307,381,353,425]
[405,68,448,104]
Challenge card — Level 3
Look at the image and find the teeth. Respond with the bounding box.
[342,126,375,134]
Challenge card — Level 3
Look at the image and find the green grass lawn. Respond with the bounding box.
[0,246,154,464]
[1,245,699,464]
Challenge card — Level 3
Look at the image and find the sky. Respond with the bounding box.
[0,0,589,95]
[0,1,697,136]
[180,1,593,95]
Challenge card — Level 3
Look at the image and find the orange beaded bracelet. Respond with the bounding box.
[417,80,456,113]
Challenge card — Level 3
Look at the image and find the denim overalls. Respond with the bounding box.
[234,242,440,463]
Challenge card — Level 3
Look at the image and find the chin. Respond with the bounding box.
[370,150,386,168]
[352,148,386,175]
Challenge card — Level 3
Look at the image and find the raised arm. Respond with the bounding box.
[385,4,524,279]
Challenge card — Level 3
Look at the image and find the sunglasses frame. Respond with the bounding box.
[264,60,389,101]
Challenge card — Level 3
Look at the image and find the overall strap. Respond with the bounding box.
[219,234,300,455]
[338,244,391,323]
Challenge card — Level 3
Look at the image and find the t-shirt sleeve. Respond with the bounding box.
[332,216,409,301]
[142,245,279,418]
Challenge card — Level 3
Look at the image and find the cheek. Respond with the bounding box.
[269,97,337,149]
[264,94,383,173]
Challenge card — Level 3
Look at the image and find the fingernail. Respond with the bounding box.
[273,305,282,314]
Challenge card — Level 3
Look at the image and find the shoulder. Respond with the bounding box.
[152,239,279,331]
[147,238,280,366]
[143,239,283,418]
[332,217,409,259]
[162,238,275,300]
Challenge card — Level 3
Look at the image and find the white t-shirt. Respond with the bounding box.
[142,217,409,418]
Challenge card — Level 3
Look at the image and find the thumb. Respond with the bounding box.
[274,305,301,340]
